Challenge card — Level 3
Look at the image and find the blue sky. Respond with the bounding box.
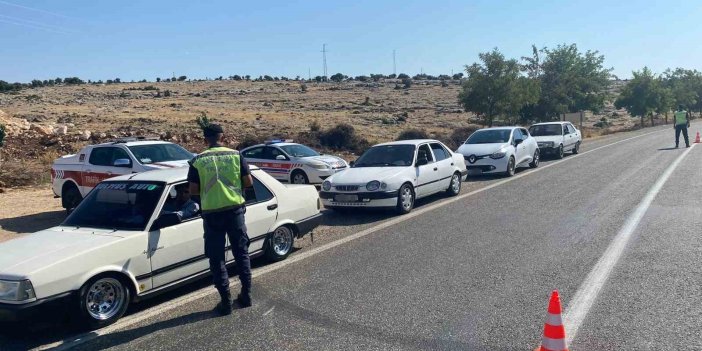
[1,0,701,82]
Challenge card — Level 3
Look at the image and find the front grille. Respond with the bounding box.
[335,185,359,192]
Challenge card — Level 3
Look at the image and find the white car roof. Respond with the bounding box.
[108,165,261,184]
[531,122,569,126]
[92,140,174,147]
[374,139,440,147]
[477,127,520,131]
[242,142,300,150]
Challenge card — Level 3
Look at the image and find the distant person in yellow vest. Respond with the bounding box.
[188,123,253,315]
[674,104,691,148]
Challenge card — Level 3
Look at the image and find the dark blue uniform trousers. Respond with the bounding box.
[675,124,690,147]
[203,207,252,297]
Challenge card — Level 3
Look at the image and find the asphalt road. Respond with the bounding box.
[2,124,701,350]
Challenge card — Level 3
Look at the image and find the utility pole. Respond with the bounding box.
[308,68,311,81]
[393,49,396,76]
[321,44,328,80]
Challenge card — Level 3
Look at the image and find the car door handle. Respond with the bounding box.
[267,204,278,211]
[433,167,438,171]
[451,163,454,166]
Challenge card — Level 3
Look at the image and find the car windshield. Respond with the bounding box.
[128,144,194,164]
[529,124,562,136]
[279,144,319,157]
[354,145,415,167]
[465,130,512,144]
[63,181,165,231]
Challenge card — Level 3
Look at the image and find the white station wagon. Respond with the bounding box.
[0,166,322,328]
[320,140,467,214]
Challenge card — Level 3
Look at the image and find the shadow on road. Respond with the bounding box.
[0,210,65,233]
[657,147,681,151]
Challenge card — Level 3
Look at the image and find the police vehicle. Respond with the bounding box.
[240,140,349,184]
[51,138,194,213]
[0,166,322,328]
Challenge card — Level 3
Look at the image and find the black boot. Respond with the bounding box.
[216,290,233,316]
[236,292,252,308]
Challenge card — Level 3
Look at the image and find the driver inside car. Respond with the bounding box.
[162,184,200,221]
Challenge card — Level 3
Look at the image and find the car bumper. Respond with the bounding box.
[0,291,75,322]
[319,190,399,208]
[465,157,509,175]
[538,146,559,153]
[295,213,323,238]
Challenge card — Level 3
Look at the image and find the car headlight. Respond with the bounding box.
[309,163,330,170]
[490,151,506,159]
[322,181,332,191]
[366,180,381,191]
[538,142,554,148]
[0,280,36,302]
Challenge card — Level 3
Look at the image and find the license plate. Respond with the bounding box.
[335,194,358,202]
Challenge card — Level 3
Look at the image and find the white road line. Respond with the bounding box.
[263,307,275,316]
[563,144,696,345]
[38,128,665,351]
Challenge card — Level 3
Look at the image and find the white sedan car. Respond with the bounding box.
[528,122,582,158]
[241,140,348,184]
[320,139,467,214]
[0,166,322,328]
[456,127,539,177]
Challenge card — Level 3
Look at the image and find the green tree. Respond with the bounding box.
[178,76,187,81]
[459,48,536,127]
[330,73,345,82]
[537,44,611,120]
[615,67,665,127]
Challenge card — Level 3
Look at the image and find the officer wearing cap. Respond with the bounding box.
[188,123,253,315]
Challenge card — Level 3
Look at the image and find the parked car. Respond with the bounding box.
[320,140,467,214]
[51,138,194,212]
[528,122,582,158]
[456,127,539,177]
[241,140,348,184]
[0,166,322,328]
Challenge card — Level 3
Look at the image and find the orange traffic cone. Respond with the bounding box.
[695,131,700,144]
[536,290,569,351]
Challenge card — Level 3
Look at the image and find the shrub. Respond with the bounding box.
[310,120,321,132]
[156,77,161,82]
[402,78,412,89]
[330,73,345,82]
[300,83,308,92]
[452,73,464,80]
[319,123,369,154]
[397,73,409,79]
[178,76,187,81]
[164,90,172,97]
[0,124,5,147]
[441,80,449,87]
[396,128,428,141]
[236,134,260,150]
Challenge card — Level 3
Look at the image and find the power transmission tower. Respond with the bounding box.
[393,49,396,75]
[308,68,311,81]
[321,44,328,80]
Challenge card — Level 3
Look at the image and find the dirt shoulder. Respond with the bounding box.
[0,186,64,243]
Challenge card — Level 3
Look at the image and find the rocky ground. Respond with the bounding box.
[0,79,642,189]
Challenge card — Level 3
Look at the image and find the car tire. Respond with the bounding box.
[529,149,540,168]
[396,183,415,215]
[505,156,516,177]
[557,144,564,159]
[62,182,82,215]
[265,225,294,261]
[290,170,309,184]
[446,172,462,196]
[572,142,580,154]
[77,274,131,330]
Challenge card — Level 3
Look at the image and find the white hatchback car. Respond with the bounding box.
[456,127,539,177]
[241,141,348,184]
[0,166,322,329]
[528,122,582,158]
[320,140,467,214]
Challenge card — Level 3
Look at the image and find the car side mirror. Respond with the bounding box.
[275,155,286,160]
[349,160,355,167]
[416,157,429,166]
[514,138,523,146]
[151,212,181,230]
[113,158,132,168]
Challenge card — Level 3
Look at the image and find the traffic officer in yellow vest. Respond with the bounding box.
[674,104,691,148]
[188,123,253,315]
